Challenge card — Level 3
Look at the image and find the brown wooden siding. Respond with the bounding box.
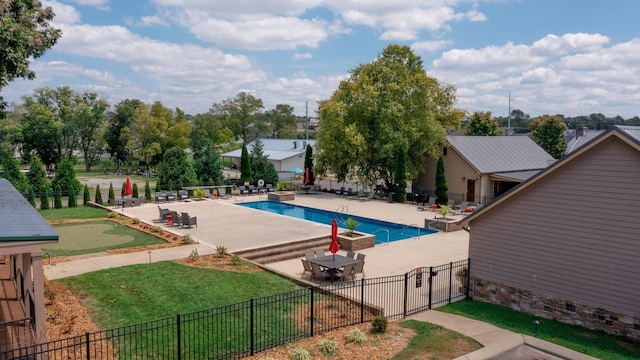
[469,137,640,315]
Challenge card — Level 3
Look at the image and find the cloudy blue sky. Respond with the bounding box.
[3,0,640,118]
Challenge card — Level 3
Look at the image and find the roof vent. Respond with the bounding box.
[293,141,297,149]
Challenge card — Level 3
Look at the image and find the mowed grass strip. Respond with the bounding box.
[438,299,640,360]
[39,206,109,221]
[57,261,301,329]
[393,320,482,360]
[47,221,166,257]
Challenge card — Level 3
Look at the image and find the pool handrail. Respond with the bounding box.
[372,228,390,246]
[401,224,422,240]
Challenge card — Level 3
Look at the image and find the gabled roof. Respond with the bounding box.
[0,178,58,243]
[447,136,554,174]
[565,129,605,154]
[222,139,316,161]
[460,126,640,226]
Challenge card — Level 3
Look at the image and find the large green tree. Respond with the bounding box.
[105,99,140,169]
[124,102,163,169]
[465,111,502,136]
[51,157,80,193]
[193,147,223,184]
[529,115,568,159]
[26,154,49,195]
[210,92,264,143]
[156,147,197,188]
[0,0,61,92]
[264,104,297,139]
[73,91,109,171]
[20,101,60,169]
[316,44,463,191]
[189,112,234,158]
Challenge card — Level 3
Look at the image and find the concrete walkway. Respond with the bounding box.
[43,193,596,359]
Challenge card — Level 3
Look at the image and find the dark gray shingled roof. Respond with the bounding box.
[0,178,59,242]
[447,136,555,174]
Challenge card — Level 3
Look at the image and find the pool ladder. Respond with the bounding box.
[335,204,349,223]
[372,228,390,246]
[401,224,422,240]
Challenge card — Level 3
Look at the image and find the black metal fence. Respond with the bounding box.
[1,260,468,360]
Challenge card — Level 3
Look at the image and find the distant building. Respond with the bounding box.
[415,136,554,204]
[221,139,317,179]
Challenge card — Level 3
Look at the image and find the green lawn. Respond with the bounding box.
[39,206,108,221]
[46,221,166,257]
[438,299,640,360]
[57,261,301,329]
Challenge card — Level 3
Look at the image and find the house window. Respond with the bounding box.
[443,146,448,156]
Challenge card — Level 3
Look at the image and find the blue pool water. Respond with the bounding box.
[237,201,435,244]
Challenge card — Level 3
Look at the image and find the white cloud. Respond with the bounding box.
[138,15,169,27]
[412,40,452,53]
[294,52,313,60]
[531,33,609,56]
[44,0,82,24]
[66,0,110,11]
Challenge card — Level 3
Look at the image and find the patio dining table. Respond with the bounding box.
[307,254,361,282]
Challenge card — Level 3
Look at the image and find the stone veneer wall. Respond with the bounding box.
[472,277,640,341]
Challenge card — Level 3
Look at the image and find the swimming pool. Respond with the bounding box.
[237,201,435,244]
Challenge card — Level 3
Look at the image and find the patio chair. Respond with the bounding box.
[156,205,170,223]
[239,186,249,196]
[346,190,363,200]
[356,253,366,262]
[417,196,436,211]
[346,250,355,259]
[301,259,313,280]
[352,261,365,279]
[170,211,182,227]
[154,192,166,203]
[166,192,176,202]
[310,262,327,281]
[248,185,256,194]
[463,203,484,216]
[204,189,214,199]
[304,251,315,261]
[124,198,133,208]
[133,198,141,207]
[181,212,198,228]
[266,184,275,192]
[315,249,326,258]
[218,187,231,199]
[178,190,189,200]
[447,199,455,207]
[344,188,354,197]
[453,201,469,215]
[335,186,345,196]
[341,263,355,282]
[109,198,118,208]
[359,191,375,201]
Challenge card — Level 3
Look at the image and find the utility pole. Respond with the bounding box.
[305,101,309,140]
[507,92,512,136]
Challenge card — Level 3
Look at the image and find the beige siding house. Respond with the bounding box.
[460,126,640,341]
[415,136,554,204]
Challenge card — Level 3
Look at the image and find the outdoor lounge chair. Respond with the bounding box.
[335,186,345,196]
[248,185,256,194]
[166,192,176,202]
[266,184,275,192]
[178,190,189,200]
[239,186,249,196]
[453,201,469,215]
[359,191,375,201]
[218,187,231,199]
[204,189,214,199]
[346,190,363,200]
[301,259,312,279]
[181,212,198,228]
[154,192,166,203]
[463,203,484,216]
[417,196,436,211]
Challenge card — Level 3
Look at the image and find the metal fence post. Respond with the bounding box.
[310,287,315,337]
[360,278,365,323]
[177,313,181,360]
[85,332,90,360]
[250,298,255,356]
[448,262,453,304]
[403,272,408,318]
[466,258,471,298]
[428,266,434,309]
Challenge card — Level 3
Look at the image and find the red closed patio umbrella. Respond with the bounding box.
[124,176,133,197]
[329,218,340,259]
